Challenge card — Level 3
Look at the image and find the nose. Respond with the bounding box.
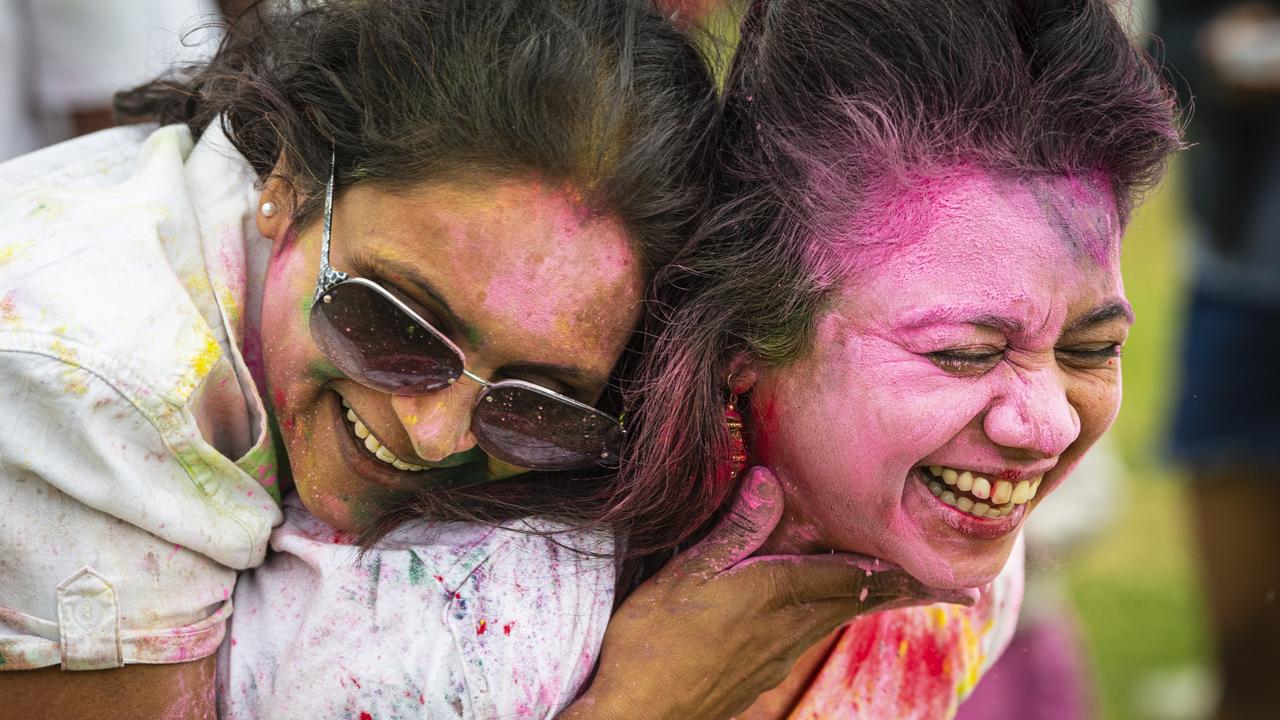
[983,366,1080,459]
[390,384,481,462]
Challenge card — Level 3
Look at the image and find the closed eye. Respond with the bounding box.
[1056,342,1122,369]
[927,347,1004,376]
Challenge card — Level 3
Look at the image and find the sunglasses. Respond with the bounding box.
[307,154,624,471]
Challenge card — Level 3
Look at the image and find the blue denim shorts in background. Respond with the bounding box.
[1169,286,1280,469]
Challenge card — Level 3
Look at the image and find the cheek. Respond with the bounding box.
[1070,374,1123,445]
[260,245,321,392]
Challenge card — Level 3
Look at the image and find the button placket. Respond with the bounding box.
[56,566,123,670]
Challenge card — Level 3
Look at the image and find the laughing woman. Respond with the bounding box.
[620,0,1182,717]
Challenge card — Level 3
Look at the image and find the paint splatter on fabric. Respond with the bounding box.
[218,493,614,719]
[788,534,1024,719]
[0,123,283,669]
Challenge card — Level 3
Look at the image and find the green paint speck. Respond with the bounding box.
[408,550,426,586]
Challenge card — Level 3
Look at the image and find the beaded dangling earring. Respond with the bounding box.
[724,379,748,481]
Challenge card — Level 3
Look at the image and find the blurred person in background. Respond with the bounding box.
[0,0,221,162]
[1158,2,1280,718]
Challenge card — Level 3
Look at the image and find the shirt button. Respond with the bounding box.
[73,598,102,630]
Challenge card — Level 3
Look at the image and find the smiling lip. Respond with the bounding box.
[328,391,477,492]
[911,467,1026,540]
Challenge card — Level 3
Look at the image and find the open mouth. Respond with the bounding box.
[338,395,428,473]
[918,465,1042,520]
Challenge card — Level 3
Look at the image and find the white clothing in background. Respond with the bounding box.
[0,0,222,161]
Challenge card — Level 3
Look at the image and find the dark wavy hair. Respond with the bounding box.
[616,0,1183,563]
[117,0,720,541]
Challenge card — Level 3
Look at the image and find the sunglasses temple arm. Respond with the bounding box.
[315,150,348,302]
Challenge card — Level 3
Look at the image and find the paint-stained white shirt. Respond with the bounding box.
[0,123,282,670]
[219,494,616,720]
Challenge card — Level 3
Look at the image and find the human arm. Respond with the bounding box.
[558,467,976,720]
[0,657,216,720]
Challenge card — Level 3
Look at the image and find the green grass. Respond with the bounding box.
[1065,166,1214,720]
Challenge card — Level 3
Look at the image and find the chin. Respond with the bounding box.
[895,538,1019,591]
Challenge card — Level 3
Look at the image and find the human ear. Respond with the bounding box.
[256,159,299,242]
[726,354,765,394]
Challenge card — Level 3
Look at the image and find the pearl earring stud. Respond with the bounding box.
[260,201,277,218]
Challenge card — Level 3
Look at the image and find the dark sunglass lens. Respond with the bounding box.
[309,281,463,393]
[472,385,623,471]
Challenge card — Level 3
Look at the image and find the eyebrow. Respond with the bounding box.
[894,307,1025,335]
[894,298,1134,335]
[363,256,609,388]
[1064,300,1135,333]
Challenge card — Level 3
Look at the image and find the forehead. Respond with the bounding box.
[835,171,1125,334]
[346,177,644,372]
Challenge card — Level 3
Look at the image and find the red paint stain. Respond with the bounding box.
[419,693,425,705]
[350,675,362,689]
[503,622,514,636]
[749,393,780,464]
[359,713,373,720]
[272,389,286,409]
[476,619,487,635]
[283,414,297,431]
[433,574,444,584]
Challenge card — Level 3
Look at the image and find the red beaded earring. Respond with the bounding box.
[724,375,747,481]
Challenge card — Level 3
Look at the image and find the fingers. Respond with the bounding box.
[736,553,980,608]
[677,466,785,575]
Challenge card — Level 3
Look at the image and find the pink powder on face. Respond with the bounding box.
[754,170,1129,589]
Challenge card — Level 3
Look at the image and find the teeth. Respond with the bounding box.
[1010,481,1031,505]
[991,481,1013,505]
[340,398,425,472]
[972,477,991,500]
[923,465,1044,519]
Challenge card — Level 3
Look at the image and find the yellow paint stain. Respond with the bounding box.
[192,335,223,378]
[929,606,950,628]
[61,371,89,396]
[0,242,33,266]
[897,639,909,658]
[50,338,77,364]
[49,339,89,395]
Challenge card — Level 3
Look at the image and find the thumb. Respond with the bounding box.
[679,466,785,575]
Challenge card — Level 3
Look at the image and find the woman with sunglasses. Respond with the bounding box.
[618,0,1182,717]
[0,1,956,717]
